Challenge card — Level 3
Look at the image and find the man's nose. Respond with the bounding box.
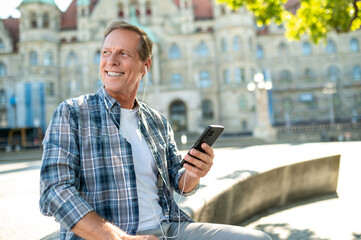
[107,53,119,66]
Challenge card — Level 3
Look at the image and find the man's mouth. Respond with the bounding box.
[106,71,124,77]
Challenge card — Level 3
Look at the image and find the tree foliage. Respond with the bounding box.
[216,0,361,43]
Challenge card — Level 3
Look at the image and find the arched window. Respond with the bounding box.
[30,51,38,66]
[201,100,214,120]
[94,50,101,65]
[256,45,264,59]
[0,39,4,50]
[195,42,209,57]
[305,68,316,82]
[199,71,212,88]
[233,36,242,51]
[350,38,360,52]
[169,100,187,131]
[221,38,228,52]
[278,42,289,57]
[44,51,53,66]
[66,51,78,67]
[302,42,312,56]
[43,13,50,28]
[326,39,337,54]
[352,65,361,81]
[0,62,6,76]
[327,66,340,82]
[279,70,292,83]
[168,44,181,59]
[171,73,183,87]
[30,12,37,28]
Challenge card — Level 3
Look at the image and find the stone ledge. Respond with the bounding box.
[178,155,340,225]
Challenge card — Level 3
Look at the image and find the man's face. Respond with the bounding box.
[100,28,146,99]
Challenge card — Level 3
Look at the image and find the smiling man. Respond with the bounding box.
[39,20,271,240]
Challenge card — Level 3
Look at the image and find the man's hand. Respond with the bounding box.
[72,211,160,240]
[179,143,214,192]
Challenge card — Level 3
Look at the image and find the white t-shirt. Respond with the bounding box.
[120,107,163,231]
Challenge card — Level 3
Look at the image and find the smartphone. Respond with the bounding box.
[180,125,224,167]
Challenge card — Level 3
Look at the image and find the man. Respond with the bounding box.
[40,20,270,240]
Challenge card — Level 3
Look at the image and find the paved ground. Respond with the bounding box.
[0,141,360,240]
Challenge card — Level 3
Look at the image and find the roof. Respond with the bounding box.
[61,0,77,30]
[21,0,57,5]
[1,18,19,52]
[173,0,213,20]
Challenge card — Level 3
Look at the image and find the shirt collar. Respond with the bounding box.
[101,86,141,112]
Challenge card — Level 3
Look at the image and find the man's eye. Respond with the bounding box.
[120,52,128,56]
[102,51,110,55]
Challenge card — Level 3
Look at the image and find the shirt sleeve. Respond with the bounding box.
[39,102,94,230]
[165,119,199,196]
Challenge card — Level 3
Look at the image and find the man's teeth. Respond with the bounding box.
[108,72,122,76]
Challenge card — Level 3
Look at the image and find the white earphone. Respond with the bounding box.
[145,66,148,73]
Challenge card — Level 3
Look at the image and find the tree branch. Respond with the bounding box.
[347,0,359,31]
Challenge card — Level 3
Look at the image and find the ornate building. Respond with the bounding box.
[0,0,360,136]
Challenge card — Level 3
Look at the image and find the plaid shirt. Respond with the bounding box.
[40,88,195,240]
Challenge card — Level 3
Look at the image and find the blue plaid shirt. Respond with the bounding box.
[40,88,195,239]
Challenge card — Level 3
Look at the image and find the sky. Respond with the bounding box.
[0,0,72,19]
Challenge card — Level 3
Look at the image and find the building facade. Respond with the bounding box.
[0,0,360,135]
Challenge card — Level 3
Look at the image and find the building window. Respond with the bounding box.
[118,3,124,17]
[44,51,53,66]
[278,42,289,57]
[94,50,101,65]
[169,100,187,132]
[279,70,292,83]
[223,69,230,84]
[327,66,340,82]
[171,73,183,87]
[195,42,209,57]
[282,98,293,112]
[256,44,264,59]
[302,42,312,56]
[130,0,140,16]
[352,65,361,81]
[239,96,247,109]
[168,44,181,59]
[350,38,360,52]
[31,12,37,28]
[146,0,152,16]
[202,99,214,120]
[0,39,4,50]
[46,82,55,96]
[221,38,228,52]
[43,13,50,28]
[66,51,78,67]
[305,68,316,82]
[326,39,337,54]
[199,71,212,88]
[30,51,38,66]
[0,62,6,76]
[235,68,245,83]
[233,36,242,51]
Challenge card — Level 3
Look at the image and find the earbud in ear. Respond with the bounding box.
[145,66,148,73]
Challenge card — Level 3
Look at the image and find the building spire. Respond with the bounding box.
[129,6,158,43]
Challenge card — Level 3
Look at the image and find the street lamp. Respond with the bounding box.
[247,72,275,141]
[322,82,336,125]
